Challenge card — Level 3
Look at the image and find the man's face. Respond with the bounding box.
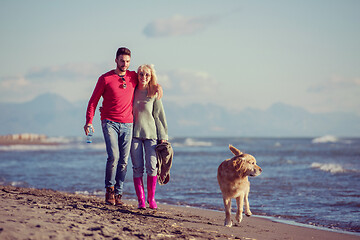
[115,55,131,73]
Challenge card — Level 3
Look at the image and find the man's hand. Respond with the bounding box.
[84,124,94,135]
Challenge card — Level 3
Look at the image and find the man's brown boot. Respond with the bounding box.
[105,187,115,205]
[115,194,124,206]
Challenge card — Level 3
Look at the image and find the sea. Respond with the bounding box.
[0,135,359,235]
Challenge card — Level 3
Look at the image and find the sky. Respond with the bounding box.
[0,0,359,115]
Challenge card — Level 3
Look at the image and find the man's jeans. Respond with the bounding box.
[130,137,158,178]
[101,119,133,195]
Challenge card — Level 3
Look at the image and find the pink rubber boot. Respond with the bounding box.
[133,177,146,209]
[147,175,158,209]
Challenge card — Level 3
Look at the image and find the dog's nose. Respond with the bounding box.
[259,167,262,172]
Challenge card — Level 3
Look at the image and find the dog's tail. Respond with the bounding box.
[229,144,243,156]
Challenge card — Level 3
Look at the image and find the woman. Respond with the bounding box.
[130,64,168,209]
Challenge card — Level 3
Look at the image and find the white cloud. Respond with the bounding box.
[160,69,221,105]
[210,126,225,132]
[0,63,106,103]
[0,64,224,106]
[177,119,200,127]
[308,75,360,92]
[143,14,220,37]
[305,75,360,113]
[0,75,30,90]
[157,73,171,88]
[26,63,103,80]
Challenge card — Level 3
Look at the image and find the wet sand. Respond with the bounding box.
[0,185,358,240]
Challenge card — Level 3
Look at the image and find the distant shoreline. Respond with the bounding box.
[0,133,58,146]
[0,139,59,146]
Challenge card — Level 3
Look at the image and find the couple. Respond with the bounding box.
[84,47,168,209]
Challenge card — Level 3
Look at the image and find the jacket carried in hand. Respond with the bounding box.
[156,141,173,185]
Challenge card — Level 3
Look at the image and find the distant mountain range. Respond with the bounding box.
[1,93,359,137]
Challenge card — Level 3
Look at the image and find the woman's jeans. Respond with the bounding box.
[130,138,157,178]
[102,120,133,195]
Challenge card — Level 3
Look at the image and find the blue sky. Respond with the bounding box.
[1,0,359,115]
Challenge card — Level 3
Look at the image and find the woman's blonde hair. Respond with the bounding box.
[137,64,158,98]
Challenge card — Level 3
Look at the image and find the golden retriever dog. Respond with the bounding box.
[217,145,262,227]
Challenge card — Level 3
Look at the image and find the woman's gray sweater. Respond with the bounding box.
[132,88,168,140]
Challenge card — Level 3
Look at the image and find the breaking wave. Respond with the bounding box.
[0,144,69,151]
[312,135,338,144]
[0,140,105,152]
[173,138,212,147]
[311,162,346,174]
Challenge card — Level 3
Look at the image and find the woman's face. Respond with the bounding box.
[138,68,152,86]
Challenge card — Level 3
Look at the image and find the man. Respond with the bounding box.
[84,47,161,206]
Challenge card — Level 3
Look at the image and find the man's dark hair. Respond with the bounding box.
[116,47,131,58]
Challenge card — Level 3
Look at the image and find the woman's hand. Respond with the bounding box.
[155,84,163,99]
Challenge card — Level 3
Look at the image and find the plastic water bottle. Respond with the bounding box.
[86,126,93,143]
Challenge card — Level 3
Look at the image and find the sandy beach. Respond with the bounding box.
[0,185,358,240]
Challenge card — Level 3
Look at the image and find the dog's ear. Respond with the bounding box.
[229,145,242,156]
[232,157,245,172]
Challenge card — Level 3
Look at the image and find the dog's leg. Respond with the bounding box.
[223,198,232,227]
[244,191,252,217]
[235,194,244,223]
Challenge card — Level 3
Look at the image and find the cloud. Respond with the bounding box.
[0,63,106,103]
[306,75,360,113]
[143,14,220,37]
[25,63,102,81]
[308,75,360,92]
[210,126,225,132]
[0,75,30,90]
[0,64,224,107]
[158,69,221,105]
[177,119,200,127]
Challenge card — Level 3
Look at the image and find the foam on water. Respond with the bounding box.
[311,162,346,174]
[172,138,212,147]
[312,135,338,143]
[0,139,105,152]
[75,190,90,195]
[0,144,69,151]
[86,142,106,150]
[4,181,29,187]
[44,136,72,144]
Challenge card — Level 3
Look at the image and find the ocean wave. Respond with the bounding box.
[44,136,72,144]
[0,144,69,151]
[0,141,106,151]
[75,190,90,195]
[75,190,104,196]
[173,138,212,147]
[76,142,106,150]
[311,162,346,174]
[312,135,338,144]
[1,181,30,187]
